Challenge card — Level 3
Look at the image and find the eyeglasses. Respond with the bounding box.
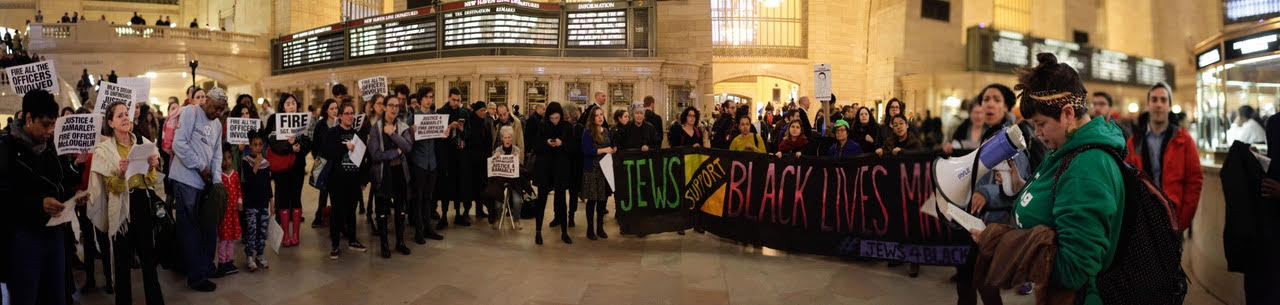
[341,111,355,116]
[387,103,401,108]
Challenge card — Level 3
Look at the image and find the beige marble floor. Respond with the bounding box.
[76,186,1226,305]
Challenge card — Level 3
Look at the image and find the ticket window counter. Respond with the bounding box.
[667,85,694,127]
[526,81,548,115]
[449,80,471,104]
[609,82,635,117]
[486,80,509,107]
[566,81,591,108]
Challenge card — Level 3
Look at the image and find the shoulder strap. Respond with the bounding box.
[1049,144,1126,200]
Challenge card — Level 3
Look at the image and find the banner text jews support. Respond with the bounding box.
[611,148,972,265]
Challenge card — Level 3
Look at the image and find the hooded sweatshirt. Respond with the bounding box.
[1011,117,1126,305]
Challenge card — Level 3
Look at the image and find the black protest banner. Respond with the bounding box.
[611,148,693,235]
[612,148,973,265]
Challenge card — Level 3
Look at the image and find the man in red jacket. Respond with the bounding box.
[1124,82,1202,230]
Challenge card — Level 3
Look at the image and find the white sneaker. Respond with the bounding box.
[257,256,269,270]
[247,258,259,272]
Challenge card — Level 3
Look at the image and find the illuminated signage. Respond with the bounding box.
[280,31,345,68]
[1135,57,1168,86]
[1197,47,1221,68]
[1091,49,1132,83]
[442,5,561,48]
[566,9,627,48]
[577,2,617,10]
[1031,38,1088,76]
[992,31,1028,66]
[1225,29,1280,60]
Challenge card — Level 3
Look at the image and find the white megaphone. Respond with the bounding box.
[923,125,1027,229]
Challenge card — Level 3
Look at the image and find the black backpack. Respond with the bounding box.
[1051,144,1187,304]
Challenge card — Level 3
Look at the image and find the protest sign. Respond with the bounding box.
[274,113,311,140]
[814,64,832,102]
[5,60,58,96]
[414,114,448,139]
[226,118,260,145]
[52,114,101,155]
[354,114,366,130]
[116,77,152,103]
[94,82,136,121]
[359,76,387,101]
[488,154,519,178]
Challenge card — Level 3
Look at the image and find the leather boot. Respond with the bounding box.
[378,215,391,259]
[595,205,608,239]
[395,213,411,255]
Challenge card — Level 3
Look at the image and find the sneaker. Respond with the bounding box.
[329,248,340,260]
[348,241,368,252]
[220,262,240,276]
[188,280,217,292]
[256,256,269,270]
[247,258,259,273]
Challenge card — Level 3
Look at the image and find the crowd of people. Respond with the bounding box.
[0,52,1219,305]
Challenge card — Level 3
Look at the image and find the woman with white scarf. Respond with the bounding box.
[88,101,166,304]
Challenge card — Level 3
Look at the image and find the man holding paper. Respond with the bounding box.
[0,90,85,305]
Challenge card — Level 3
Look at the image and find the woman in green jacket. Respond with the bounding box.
[974,53,1125,305]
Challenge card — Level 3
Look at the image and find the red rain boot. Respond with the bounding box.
[291,208,303,246]
[278,210,294,247]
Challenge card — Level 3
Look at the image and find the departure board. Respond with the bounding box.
[1091,49,1132,83]
[1134,57,1169,86]
[566,2,628,48]
[991,31,1029,67]
[279,25,345,69]
[441,1,561,49]
[1030,38,1089,77]
[348,8,439,58]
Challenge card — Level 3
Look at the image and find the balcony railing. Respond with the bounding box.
[26,22,269,57]
[33,23,261,44]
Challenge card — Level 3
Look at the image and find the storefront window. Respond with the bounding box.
[525,81,548,105]
[609,82,635,115]
[566,81,590,106]
[448,80,470,103]
[486,80,508,106]
[668,85,694,124]
[1196,54,1280,155]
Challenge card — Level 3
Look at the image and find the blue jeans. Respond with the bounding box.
[173,181,216,286]
[7,225,66,305]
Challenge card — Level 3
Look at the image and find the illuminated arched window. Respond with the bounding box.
[712,0,806,58]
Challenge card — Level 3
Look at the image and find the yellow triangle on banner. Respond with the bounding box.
[700,186,725,217]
